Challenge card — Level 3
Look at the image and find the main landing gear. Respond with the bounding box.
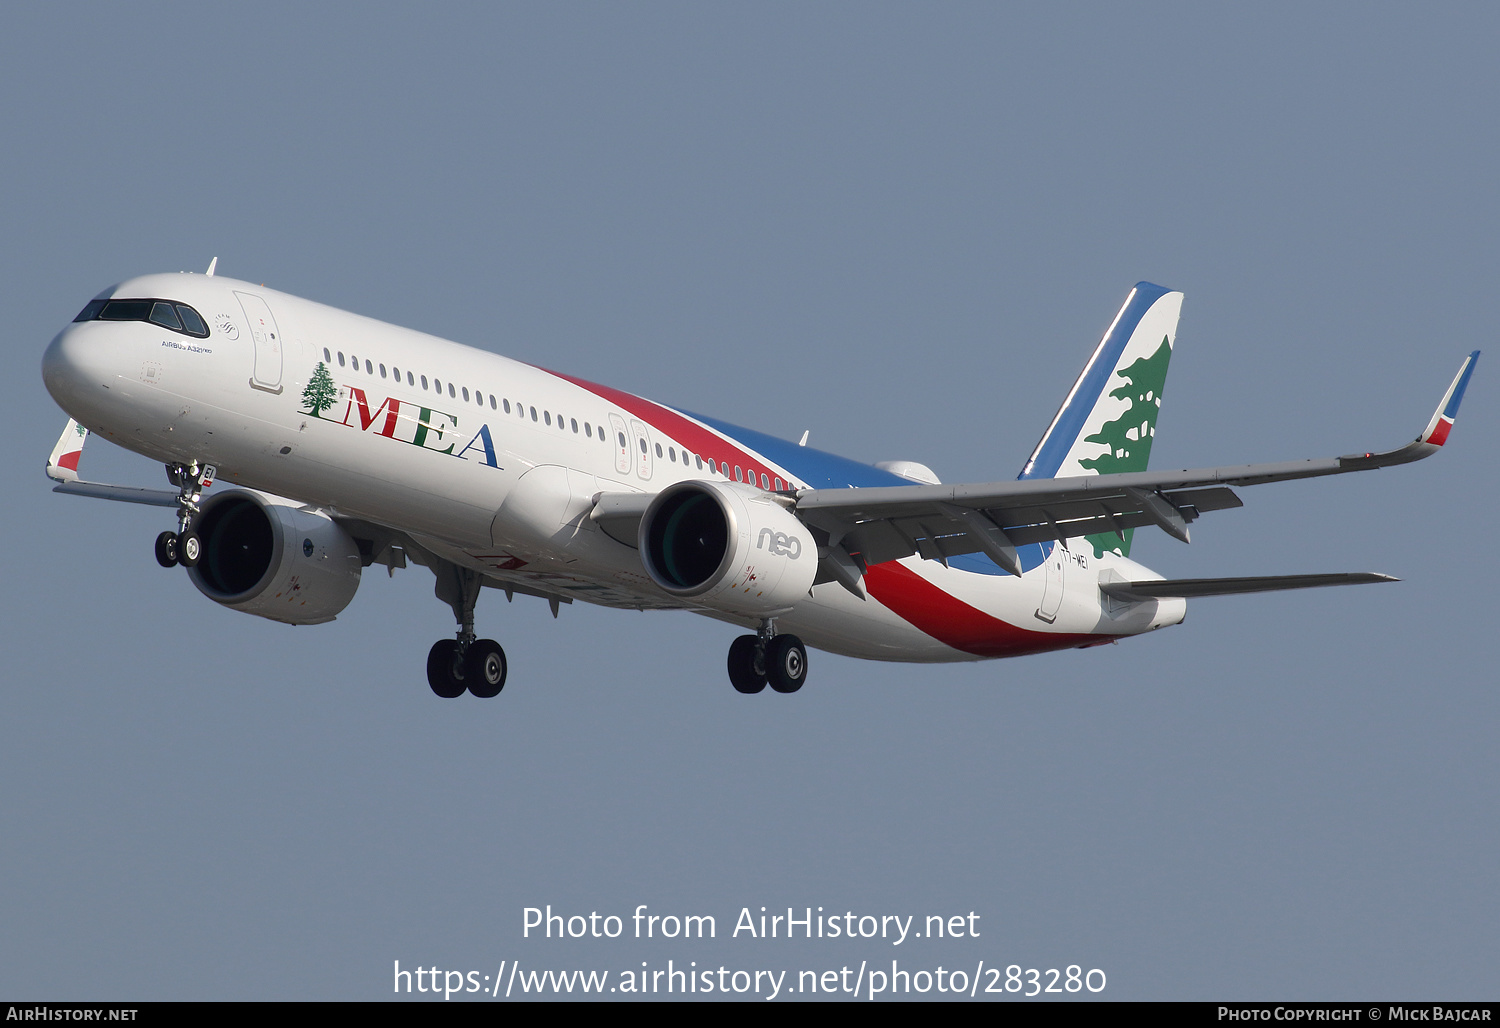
[428,563,507,698]
[153,461,213,568]
[727,621,808,695]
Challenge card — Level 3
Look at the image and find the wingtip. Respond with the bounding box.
[1419,351,1479,445]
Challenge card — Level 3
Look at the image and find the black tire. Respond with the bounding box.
[426,639,467,698]
[766,634,808,693]
[465,639,507,698]
[178,530,202,568]
[727,634,767,694]
[154,530,179,568]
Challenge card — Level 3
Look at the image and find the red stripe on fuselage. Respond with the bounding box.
[864,560,1101,658]
[539,366,793,488]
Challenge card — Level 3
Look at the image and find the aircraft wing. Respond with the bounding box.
[793,351,1479,579]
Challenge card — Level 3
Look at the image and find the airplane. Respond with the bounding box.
[40,268,1478,698]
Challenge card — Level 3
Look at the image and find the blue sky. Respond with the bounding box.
[2,3,1495,1000]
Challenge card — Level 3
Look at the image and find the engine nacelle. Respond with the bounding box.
[187,490,362,625]
[639,481,816,617]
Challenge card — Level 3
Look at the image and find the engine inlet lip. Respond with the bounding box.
[638,481,739,598]
[187,491,286,602]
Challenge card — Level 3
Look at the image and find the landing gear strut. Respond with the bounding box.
[727,620,808,695]
[153,461,213,568]
[428,563,508,698]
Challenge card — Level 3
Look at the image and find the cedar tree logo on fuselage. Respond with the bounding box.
[299,362,500,468]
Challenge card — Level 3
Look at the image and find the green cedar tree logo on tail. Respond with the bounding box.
[1078,336,1172,558]
[301,361,338,418]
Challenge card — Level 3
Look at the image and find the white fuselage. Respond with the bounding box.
[42,272,1183,662]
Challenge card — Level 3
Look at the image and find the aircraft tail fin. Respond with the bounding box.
[1019,282,1184,557]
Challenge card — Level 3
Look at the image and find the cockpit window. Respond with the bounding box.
[177,306,207,336]
[76,297,211,339]
[149,301,182,331]
[99,300,153,322]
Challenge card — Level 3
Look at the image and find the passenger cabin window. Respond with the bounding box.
[77,297,211,339]
[323,348,331,362]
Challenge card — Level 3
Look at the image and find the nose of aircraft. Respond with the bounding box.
[42,322,104,413]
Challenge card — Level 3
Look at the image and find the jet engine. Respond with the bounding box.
[639,481,816,617]
[186,490,362,625]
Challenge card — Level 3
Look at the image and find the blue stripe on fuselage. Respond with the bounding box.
[682,410,1047,575]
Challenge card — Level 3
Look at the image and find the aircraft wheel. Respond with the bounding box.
[426,639,467,698]
[154,530,179,568]
[466,639,507,698]
[727,635,767,694]
[178,530,202,568]
[766,635,808,694]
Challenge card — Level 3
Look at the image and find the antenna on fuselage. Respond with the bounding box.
[798,430,809,447]
[205,257,218,277]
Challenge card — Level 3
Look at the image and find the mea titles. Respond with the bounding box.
[523,905,981,944]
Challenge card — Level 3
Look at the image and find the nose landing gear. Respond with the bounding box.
[727,620,808,695]
[152,462,213,568]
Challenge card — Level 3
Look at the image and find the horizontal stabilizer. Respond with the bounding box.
[1100,572,1397,600]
